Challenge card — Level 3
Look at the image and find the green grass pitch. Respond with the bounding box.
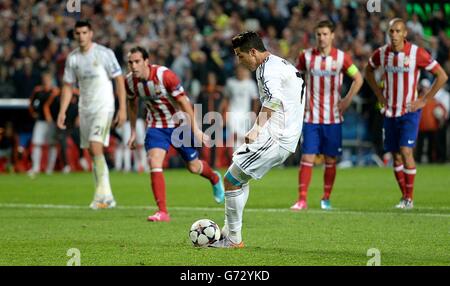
[0,165,449,266]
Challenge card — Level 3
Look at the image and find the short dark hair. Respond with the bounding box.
[129,46,149,60]
[75,20,92,30]
[315,20,335,32]
[231,31,266,52]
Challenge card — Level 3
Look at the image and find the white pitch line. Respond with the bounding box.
[0,203,450,218]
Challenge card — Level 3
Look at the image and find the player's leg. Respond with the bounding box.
[145,128,172,221]
[399,147,416,204]
[321,155,337,209]
[291,123,318,210]
[174,127,224,203]
[291,154,314,210]
[397,112,421,209]
[393,152,407,200]
[209,163,249,248]
[320,123,342,210]
[383,115,407,207]
[82,112,115,209]
[29,121,46,176]
[211,137,290,248]
[185,157,224,204]
[147,147,171,222]
[45,123,57,175]
[89,141,115,208]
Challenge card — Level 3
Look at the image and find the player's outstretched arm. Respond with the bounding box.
[57,83,73,129]
[113,75,127,128]
[365,65,387,107]
[176,95,210,146]
[409,65,448,112]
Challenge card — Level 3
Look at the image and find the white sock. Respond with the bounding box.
[46,146,58,173]
[242,183,250,205]
[224,187,248,244]
[31,145,42,173]
[93,155,112,197]
[223,183,249,238]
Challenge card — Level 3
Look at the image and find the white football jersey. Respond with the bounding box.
[63,43,122,113]
[256,54,306,153]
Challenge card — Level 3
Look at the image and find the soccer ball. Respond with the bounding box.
[189,219,221,247]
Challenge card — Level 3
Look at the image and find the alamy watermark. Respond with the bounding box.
[67,248,81,266]
[366,248,381,266]
[167,104,265,148]
[65,0,81,18]
[366,0,381,13]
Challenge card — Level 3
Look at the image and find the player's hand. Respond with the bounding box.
[245,127,260,144]
[338,98,352,116]
[407,97,426,113]
[57,112,66,129]
[114,108,127,128]
[127,130,137,150]
[376,92,387,107]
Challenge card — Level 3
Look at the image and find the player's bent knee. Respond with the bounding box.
[224,163,251,190]
[186,160,200,174]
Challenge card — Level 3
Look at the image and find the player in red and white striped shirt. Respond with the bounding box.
[126,47,224,222]
[291,20,363,211]
[366,18,448,209]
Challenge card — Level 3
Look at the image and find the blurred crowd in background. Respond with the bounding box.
[0,0,449,173]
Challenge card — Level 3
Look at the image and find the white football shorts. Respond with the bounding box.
[79,111,114,149]
[231,133,292,181]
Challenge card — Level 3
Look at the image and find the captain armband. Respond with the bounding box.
[346,64,359,77]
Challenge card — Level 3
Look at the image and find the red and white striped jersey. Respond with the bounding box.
[125,65,186,128]
[296,48,355,124]
[369,41,440,118]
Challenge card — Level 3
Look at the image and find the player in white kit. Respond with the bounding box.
[210,31,306,248]
[57,20,127,209]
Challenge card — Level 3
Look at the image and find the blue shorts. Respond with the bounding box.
[383,111,421,153]
[302,123,342,156]
[144,127,199,162]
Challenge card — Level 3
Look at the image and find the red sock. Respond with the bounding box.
[323,163,336,200]
[404,167,416,200]
[394,164,406,198]
[151,170,167,213]
[200,160,219,185]
[298,161,313,201]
